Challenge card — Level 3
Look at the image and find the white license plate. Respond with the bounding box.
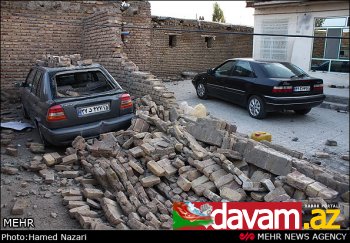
[294,86,310,92]
[77,103,110,116]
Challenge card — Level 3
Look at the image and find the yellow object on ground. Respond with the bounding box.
[250,131,272,142]
[191,104,207,118]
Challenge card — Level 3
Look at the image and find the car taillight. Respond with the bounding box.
[272,86,293,93]
[314,84,323,91]
[120,93,133,109]
[47,105,67,122]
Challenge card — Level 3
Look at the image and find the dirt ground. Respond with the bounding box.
[1,105,81,230]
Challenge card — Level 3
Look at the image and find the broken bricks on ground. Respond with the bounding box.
[2,95,349,229]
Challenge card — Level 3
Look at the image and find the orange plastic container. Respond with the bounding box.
[250,131,272,142]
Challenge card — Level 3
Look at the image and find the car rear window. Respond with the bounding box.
[53,70,114,98]
[261,63,308,78]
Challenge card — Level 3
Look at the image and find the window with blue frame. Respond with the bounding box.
[311,16,349,73]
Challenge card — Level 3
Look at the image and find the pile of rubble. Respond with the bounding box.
[3,95,349,229]
[35,54,93,68]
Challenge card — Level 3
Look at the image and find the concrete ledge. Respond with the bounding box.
[324,94,349,105]
[319,102,349,112]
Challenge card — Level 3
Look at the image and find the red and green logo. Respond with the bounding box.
[173,202,213,230]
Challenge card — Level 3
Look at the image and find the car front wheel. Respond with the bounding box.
[196,82,208,99]
[294,108,311,115]
[248,95,267,119]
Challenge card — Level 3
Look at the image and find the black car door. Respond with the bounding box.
[28,70,44,123]
[225,60,255,105]
[22,69,37,117]
[206,60,236,98]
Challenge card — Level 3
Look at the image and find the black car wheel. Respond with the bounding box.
[294,108,311,115]
[248,95,267,119]
[36,122,50,146]
[196,82,208,99]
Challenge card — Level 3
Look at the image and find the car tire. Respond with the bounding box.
[247,95,267,119]
[294,108,311,115]
[36,122,50,146]
[196,82,208,99]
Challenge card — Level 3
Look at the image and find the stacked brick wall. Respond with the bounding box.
[82,5,126,78]
[81,6,177,109]
[121,1,152,71]
[0,1,176,108]
[150,17,253,77]
[0,1,96,92]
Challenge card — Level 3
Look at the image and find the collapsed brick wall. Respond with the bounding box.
[150,18,254,77]
[6,96,345,230]
[121,1,152,71]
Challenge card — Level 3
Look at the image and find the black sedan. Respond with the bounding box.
[192,58,326,119]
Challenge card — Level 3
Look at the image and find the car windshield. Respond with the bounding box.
[261,62,308,78]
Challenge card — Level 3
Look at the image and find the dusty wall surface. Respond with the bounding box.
[121,1,152,72]
[81,5,176,109]
[0,1,95,92]
[82,4,128,79]
[150,18,254,77]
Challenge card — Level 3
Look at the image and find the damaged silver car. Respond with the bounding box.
[21,64,134,146]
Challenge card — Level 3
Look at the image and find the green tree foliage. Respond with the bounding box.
[212,2,225,23]
[314,18,325,27]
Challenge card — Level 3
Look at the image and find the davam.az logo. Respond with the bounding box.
[173,202,341,230]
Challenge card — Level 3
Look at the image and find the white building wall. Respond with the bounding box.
[252,1,349,84]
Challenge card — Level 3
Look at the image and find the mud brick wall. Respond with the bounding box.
[81,5,177,109]
[0,0,176,108]
[82,6,126,78]
[122,1,152,72]
[121,72,178,109]
[150,18,254,77]
[0,1,95,92]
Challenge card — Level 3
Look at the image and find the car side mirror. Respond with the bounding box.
[207,68,215,74]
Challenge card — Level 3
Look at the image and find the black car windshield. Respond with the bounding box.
[261,62,308,78]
